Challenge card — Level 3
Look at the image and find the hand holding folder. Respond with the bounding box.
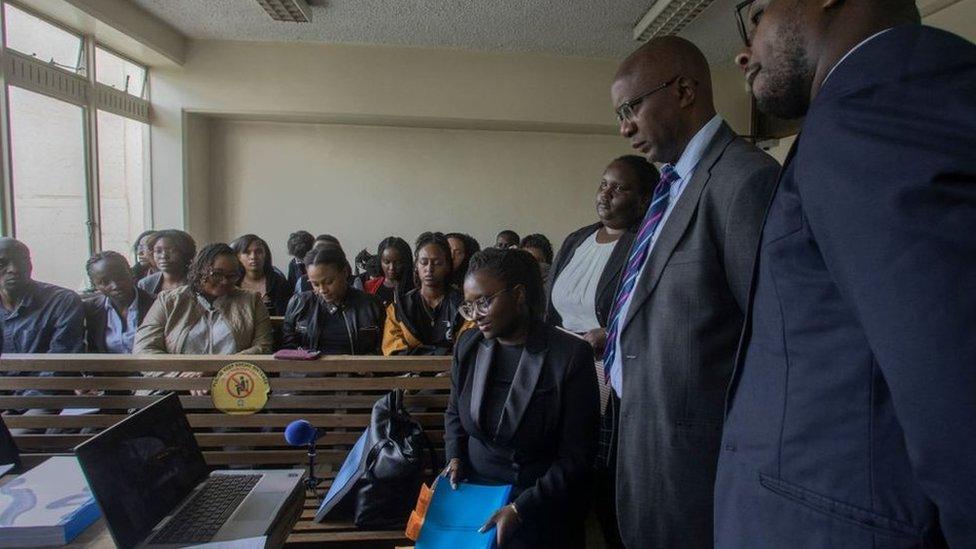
[405,480,513,549]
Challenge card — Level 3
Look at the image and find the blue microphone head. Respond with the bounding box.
[284,419,316,446]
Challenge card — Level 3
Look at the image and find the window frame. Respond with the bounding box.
[0,0,152,255]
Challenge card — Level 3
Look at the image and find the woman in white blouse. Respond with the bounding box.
[545,155,657,549]
[546,155,658,351]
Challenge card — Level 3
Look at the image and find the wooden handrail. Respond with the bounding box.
[0,353,452,373]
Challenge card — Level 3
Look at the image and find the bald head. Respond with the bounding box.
[611,36,717,164]
[617,36,715,115]
[0,237,29,257]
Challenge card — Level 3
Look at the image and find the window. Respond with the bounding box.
[0,2,151,288]
[96,110,148,261]
[3,3,85,75]
[7,87,89,288]
[96,46,146,98]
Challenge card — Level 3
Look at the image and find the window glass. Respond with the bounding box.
[8,86,89,289]
[97,109,148,261]
[96,46,146,98]
[4,3,85,75]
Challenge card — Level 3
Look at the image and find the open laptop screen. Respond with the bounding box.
[0,415,21,472]
[75,393,209,549]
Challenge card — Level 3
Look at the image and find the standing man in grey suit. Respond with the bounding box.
[603,37,779,548]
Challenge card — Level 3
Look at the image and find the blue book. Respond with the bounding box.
[415,481,513,549]
[0,456,101,547]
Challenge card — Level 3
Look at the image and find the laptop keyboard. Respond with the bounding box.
[149,474,262,544]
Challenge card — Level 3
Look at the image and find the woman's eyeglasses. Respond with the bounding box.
[206,269,241,284]
[459,288,511,321]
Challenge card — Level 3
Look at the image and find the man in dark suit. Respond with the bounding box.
[716,1,976,547]
[606,37,779,547]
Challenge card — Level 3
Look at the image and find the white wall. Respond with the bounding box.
[149,39,760,261]
[149,40,629,237]
[209,119,632,266]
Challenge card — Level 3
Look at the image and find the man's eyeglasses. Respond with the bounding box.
[207,269,241,284]
[459,288,511,321]
[735,0,762,47]
[615,76,681,123]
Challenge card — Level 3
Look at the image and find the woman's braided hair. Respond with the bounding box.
[466,247,544,320]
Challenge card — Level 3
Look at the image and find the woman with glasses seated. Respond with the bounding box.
[443,248,600,549]
[137,229,197,297]
[382,232,473,356]
[133,243,272,356]
[231,234,292,315]
[281,247,385,354]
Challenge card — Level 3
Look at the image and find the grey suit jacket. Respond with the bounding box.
[614,121,779,548]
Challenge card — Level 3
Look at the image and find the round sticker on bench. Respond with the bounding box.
[211,362,270,415]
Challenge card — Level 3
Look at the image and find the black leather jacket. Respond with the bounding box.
[281,288,385,354]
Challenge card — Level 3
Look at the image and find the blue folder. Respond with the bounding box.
[415,481,513,549]
[314,429,368,522]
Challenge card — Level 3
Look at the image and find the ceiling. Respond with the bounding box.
[131,0,746,63]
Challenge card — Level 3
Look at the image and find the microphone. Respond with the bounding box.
[284,419,322,446]
[284,419,324,495]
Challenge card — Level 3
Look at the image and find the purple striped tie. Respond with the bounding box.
[603,164,678,381]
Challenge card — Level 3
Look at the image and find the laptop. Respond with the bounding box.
[75,393,303,549]
[0,415,22,474]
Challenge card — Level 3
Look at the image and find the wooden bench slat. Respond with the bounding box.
[0,394,448,410]
[0,376,451,391]
[3,412,446,429]
[11,431,446,451]
[1,353,450,373]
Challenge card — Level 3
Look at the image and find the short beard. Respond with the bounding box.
[753,13,814,120]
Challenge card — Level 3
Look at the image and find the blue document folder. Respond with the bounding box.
[415,481,512,549]
[314,429,368,522]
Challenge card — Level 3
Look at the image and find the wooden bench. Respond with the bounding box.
[0,354,452,548]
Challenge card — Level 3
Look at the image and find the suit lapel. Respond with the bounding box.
[469,338,495,434]
[622,124,735,332]
[494,328,548,443]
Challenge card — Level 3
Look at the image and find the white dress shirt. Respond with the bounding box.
[608,114,725,396]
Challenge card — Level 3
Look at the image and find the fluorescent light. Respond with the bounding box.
[633,0,715,41]
[255,0,312,23]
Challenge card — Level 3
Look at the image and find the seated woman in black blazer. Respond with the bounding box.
[281,247,385,355]
[444,248,600,548]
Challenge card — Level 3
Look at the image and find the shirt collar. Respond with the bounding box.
[4,280,37,315]
[673,115,724,181]
[822,28,894,87]
[104,292,139,314]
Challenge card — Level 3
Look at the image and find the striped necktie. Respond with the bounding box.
[603,164,679,381]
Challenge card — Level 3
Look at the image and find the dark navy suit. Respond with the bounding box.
[715,25,976,548]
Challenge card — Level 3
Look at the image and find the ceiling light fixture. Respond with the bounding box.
[255,0,312,23]
[632,0,715,41]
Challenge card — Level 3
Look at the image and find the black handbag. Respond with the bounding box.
[317,389,439,528]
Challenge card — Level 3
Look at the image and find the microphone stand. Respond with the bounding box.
[304,439,323,500]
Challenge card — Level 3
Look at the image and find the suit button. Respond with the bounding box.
[625,355,637,360]
[724,443,736,452]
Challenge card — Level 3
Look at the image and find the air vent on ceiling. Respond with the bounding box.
[633,0,715,41]
[255,0,312,23]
